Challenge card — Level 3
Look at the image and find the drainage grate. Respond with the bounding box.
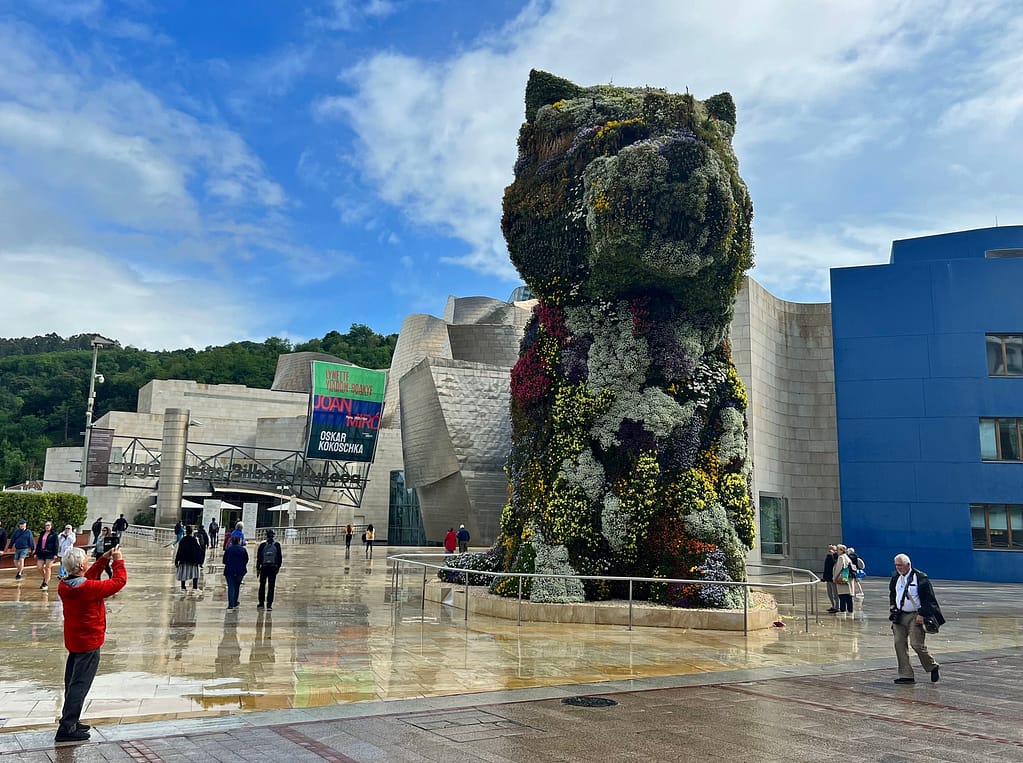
[562,696,618,708]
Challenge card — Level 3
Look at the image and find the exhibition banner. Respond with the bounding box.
[305,362,386,462]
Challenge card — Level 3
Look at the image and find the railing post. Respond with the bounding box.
[517,576,523,626]
[464,569,469,622]
[804,579,809,632]
[743,584,749,635]
[790,570,794,606]
[421,563,427,609]
[628,579,633,631]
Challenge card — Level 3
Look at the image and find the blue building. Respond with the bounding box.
[831,226,1023,582]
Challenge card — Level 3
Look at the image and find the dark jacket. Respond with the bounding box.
[223,544,248,579]
[174,535,205,566]
[457,527,470,543]
[35,528,59,560]
[112,517,128,533]
[823,552,836,579]
[889,568,946,625]
[0,527,7,552]
[256,540,282,573]
[9,527,35,551]
[91,519,103,537]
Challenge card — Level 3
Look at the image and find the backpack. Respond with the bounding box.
[261,542,277,567]
[856,557,865,571]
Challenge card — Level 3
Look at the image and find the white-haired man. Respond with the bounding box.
[889,553,944,685]
[55,544,127,743]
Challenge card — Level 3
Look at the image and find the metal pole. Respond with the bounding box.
[421,563,427,609]
[517,576,523,626]
[78,342,101,495]
[804,580,809,632]
[628,579,633,631]
[464,569,469,622]
[790,570,795,606]
[743,584,749,635]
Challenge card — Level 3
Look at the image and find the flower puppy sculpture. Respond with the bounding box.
[495,70,756,607]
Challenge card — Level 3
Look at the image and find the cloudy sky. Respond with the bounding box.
[0,0,1020,350]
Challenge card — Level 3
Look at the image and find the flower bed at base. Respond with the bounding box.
[424,580,778,631]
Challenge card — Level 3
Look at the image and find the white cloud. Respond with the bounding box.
[319,0,1023,297]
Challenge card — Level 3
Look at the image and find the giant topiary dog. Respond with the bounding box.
[494,70,755,607]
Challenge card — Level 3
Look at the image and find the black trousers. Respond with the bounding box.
[59,648,101,732]
[258,568,278,607]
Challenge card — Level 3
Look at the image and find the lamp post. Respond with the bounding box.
[79,335,115,496]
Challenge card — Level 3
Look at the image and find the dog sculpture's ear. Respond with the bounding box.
[704,92,736,128]
[524,69,583,122]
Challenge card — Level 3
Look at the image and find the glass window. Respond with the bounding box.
[980,419,999,460]
[986,334,1023,376]
[759,494,787,556]
[998,419,1022,461]
[1006,336,1023,375]
[988,506,1009,548]
[1012,507,1023,549]
[970,505,988,547]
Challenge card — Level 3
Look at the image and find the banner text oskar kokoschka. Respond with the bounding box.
[306,362,386,462]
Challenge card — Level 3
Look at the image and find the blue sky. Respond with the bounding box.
[1,0,1020,350]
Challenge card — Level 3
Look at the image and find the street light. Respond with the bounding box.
[79,335,116,495]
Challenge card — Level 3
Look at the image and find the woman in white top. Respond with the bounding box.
[57,525,77,578]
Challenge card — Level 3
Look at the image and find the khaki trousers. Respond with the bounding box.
[893,610,938,678]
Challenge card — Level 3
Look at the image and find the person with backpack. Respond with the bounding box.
[889,553,944,684]
[847,546,866,598]
[831,544,855,615]
[208,519,220,549]
[255,529,282,611]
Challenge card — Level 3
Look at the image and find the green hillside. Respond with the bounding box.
[0,326,397,487]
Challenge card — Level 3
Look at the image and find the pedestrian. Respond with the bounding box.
[35,520,59,590]
[90,517,103,546]
[196,524,210,565]
[208,519,220,548]
[256,529,282,611]
[54,544,126,743]
[57,525,76,578]
[832,544,855,614]
[344,524,354,559]
[223,535,248,610]
[0,520,7,557]
[112,514,128,534]
[889,553,945,684]
[822,544,839,613]
[364,524,374,559]
[847,546,866,598]
[7,519,35,581]
[92,528,114,579]
[456,524,470,554]
[174,525,204,592]
[172,520,184,546]
[227,521,246,548]
[444,527,457,554]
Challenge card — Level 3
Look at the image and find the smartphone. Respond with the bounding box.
[102,535,121,553]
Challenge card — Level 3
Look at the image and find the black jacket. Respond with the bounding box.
[889,568,946,625]
[256,540,282,572]
[174,536,205,566]
[112,517,128,532]
[36,528,60,559]
[823,552,837,579]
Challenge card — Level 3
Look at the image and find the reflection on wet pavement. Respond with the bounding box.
[1,538,1021,733]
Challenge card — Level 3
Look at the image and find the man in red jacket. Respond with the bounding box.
[55,544,127,743]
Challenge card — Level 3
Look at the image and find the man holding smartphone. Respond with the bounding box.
[55,543,127,743]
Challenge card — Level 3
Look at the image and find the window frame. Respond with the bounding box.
[979,417,1023,462]
[758,493,789,557]
[970,503,1023,550]
[986,334,1023,377]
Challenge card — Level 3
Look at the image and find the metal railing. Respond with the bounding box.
[388,553,821,634]
[121,524,371,547]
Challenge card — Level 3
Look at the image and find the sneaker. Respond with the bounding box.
[257,604,264,609]
[266,606,272,611]
[854,593,864,598]
[55,728,90,743]
[76,723,91,732]
[40,583,48,591]
[15,573,22,581]
[931,666,940,683]
[826,608,838,613]
[893,677,915,684]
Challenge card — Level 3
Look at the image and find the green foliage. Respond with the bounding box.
[704,92,736,126]
[0,325,397,487]
[0,492,87,531]
[525,69,583,122]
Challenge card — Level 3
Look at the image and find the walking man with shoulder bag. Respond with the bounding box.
[889,553,945,685]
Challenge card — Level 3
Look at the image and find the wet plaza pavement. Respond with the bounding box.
[3,538,1023,760]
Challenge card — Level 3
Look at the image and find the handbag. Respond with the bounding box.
[839,565,850,583]
[922,616,940,634]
